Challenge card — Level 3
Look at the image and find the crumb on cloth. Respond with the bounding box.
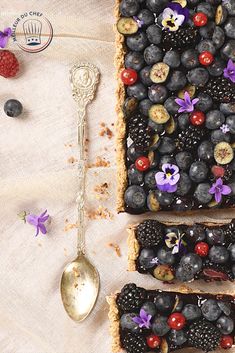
[64,222,79,232]
[107,243,121,257]
[87,205,114,220]
[94,182,110,200]
[67,156,78,164]
[88,156,110,168]
[99,122,114,139]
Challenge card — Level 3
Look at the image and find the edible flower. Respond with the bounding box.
[0,27,12,48]
[223,59,235,83]
[209,178,231,203]
[165,230,186,254]
[220,124,230,134]
[155,163,180,193]
[175,91,199,113]
[18,209,50,237]
[150,257,159,265]
[132,309,152,329]
[133,16,144,28]
[162,2,189,31]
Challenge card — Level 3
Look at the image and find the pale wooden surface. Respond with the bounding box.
[0,1,234,353]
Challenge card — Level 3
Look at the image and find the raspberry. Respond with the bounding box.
[0,50,19,78]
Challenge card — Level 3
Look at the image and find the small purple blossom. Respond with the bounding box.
[133,16,144,28]
[209,178,231,203]
[132,309,152,329]
[155,163,180,193]
[165,231,186,254]
[150,257,159,265]
[0,27,12,48]
[26,210,50,237]
[223,59,235,83]
[220,124,230,134]
[175,91,199,113]
[162,3,189,31]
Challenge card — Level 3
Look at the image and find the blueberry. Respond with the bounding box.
[233,264,235,277]
[172,198,193,211]
[211,129,230,144]
[120,313,140,332]
[137,9,155,27]
[173,299,184,312]
[155,189,174,206]
[166,71,187,91]
[212,26,225,49]
[156,13,164,26]
[186,224,206,242]
[225,17,235,39]
[127,83,148,100]
[175,265,194,282]
[158,137,176,154]
[182,304,202,321]
[126,32,149,52]
[146,25,162,45]
[207,58,226,77]
[181,49,199,69]
[168,330,187,346]
[206,110,225,130]
[148,84,168,103]
[218,301,231,316]
[163,50,180,68]
[209,245,229,264]
[157,247,175,265]
[226,115,235,134]
[221,40,235,61]
[198,141,214,161]
[159,155,176,169]
[197,3,215,18]
[188,0,200,4]
[217,315,234,335]
[223,0,235,15]
[197,39,216,53]
[139,99,152,116]
[128,165,144,185]
[175,151,193,171]
[140,66,153,86]
[152,316,170,336]
[195,93,213,113]
[180,253,202,273]
[124,185,146,208]
[228,243,235,261]
[199,22,216,39]
[145,170,157,189]
[139,248,156,269]
[4,99,23,117]
[148,119,164,133]
[141,302,157,316]
[144,45,163,65]
[176,173,192,196]
[187,68,209,87]
[206,228,225,245]
[220,102,235,115]
[189,161,208,182]
[146,0,168,14]
[164,96,179,114]
[127,143,146,162]
[178,113,189,130]
[125,51,145,71]
[194,183,213,204]
[154,293,174,312]
[201,299,222,321]
[120,0,140,16]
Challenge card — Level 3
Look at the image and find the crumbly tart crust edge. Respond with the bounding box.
[127,220,232,272]
[114,0,128,213]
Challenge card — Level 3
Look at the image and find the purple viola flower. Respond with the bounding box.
[175,91,199,113]
[162,3,189,31]
[224,59,235,83]
[209,178,231,203]
[220,124,230,134]
[132,309,152,329]
[0,27,12,48]
[165,231,186,254]
[133,16,144,28]
[168,2,190,23]
[26,210,50,236]
[155,163,180,193]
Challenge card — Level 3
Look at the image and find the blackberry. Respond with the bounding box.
[223,165,233,182]
[128,113,152,150]
[202,77,235,103]
[136,219,163,247]
[162,27,199,51]
[117,283,147,312]
[187,319,221,352]
[122,332,147,353]
[224,219,235,244]
[201,259,234,281]
[176,126,206,152]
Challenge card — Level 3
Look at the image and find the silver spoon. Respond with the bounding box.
[60,63,100,322]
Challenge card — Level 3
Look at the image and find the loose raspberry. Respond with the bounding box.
[0,50,19,78]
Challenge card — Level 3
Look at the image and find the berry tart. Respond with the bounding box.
[115,0,235,213]
[127,219,235,283]
[107,284,235,353]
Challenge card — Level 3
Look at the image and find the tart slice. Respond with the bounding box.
[107,283,235,353]
[115,0,235,214]
[127,219,235,283]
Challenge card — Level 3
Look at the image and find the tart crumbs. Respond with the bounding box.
[88,156,110,168]
[94,182,110,200]
[64,222,79,232]
[99,122,114,139]
[68,156,78,164]
[107,243,121,257]
[87,206,114,220]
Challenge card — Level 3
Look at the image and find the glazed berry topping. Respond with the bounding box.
[193,12,208,27]
[121,68,138,86]
[195,242,209,257]
[199,51,214,66]
[135,156,150,171]
[146,334,161,348]
[167,313,186,330]
[220,335,234,349]
[190,111,205,126]
[212,165,225,178]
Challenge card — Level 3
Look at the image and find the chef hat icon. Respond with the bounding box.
[23,19,42,46]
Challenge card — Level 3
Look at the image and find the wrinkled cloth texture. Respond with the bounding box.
[0,1,234,353]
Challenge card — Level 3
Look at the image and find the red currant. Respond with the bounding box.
[193,12,208,27]
[190,111,205,126]
[167,313,186,330]
[199,51,214,66]
[195,242,209,257]
[135,156,150,171]
[220,335,234,349]
[211,165,225,178]
[121,68,137,85]
[146,334,161,349]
